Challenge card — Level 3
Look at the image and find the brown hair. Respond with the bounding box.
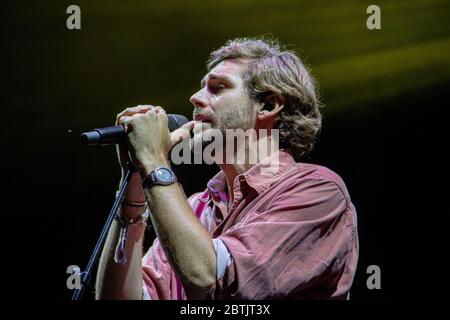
[207,37,323,160]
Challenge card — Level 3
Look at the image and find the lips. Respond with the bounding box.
[194,114,212,122]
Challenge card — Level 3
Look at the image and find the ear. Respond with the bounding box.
[257,93,285,121]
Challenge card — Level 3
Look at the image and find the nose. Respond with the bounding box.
[190,89,208,109]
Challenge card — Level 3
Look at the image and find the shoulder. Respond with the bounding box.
[276,163,352,208]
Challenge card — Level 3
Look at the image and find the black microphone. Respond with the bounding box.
[80,114,189,146]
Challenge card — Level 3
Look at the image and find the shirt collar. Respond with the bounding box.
[207,171,229,203]
[206,149,296,197]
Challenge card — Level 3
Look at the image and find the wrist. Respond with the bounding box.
[116,208,149,226]
[114,208,149,264]
[119,172,146,202]
[138,155,170,178]
[115,190,148,219]
[119,203,147,220]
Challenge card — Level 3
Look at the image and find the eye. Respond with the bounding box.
[215,83,227,92]
[207,81,228,94]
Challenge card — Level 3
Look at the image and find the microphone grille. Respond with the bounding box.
[167,114,189,132]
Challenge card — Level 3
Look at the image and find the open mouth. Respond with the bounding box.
[194,114,213,123]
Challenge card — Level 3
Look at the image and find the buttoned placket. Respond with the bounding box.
[227,176,244,211]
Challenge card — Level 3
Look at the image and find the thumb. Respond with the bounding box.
[170,121,196,147]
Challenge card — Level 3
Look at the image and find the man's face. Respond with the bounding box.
[190,59,258,139]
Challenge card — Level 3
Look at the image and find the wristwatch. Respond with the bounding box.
[142,166,176,189]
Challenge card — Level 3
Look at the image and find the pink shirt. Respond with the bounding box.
[142,149,359,299]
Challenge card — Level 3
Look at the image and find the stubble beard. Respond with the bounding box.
[190,100,257,158]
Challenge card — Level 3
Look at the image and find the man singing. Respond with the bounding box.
[95,37,359,300]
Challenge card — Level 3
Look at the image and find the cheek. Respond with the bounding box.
[209,95,223,111]
[211,92,246,111]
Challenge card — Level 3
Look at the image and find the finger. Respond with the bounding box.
[119,115,133,125]
[116,142,130,167]
[119,115,133,132]
[152,106,166,114]
[146,106,169,128]
[181,120,196,131]
[115,105,153,125]
[170,121,196,146]
[117,106,150,120]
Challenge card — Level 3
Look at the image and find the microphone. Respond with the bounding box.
[80,114,189,146]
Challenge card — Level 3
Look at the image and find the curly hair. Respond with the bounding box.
[207,37,323,160]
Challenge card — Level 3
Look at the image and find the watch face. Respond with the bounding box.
[154,167,174,184]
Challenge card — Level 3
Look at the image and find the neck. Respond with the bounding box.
[216,130,278,204]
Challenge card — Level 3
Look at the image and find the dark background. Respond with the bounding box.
[2,0,449,299]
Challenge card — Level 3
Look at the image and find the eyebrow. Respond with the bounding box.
[200,73,234,88]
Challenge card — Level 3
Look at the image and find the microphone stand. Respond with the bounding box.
[71,165,136,300]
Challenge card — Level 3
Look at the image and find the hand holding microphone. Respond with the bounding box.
[81,105,194,219]
[81,105,195,169]
[81,106,190,147]
[117,106,194,175]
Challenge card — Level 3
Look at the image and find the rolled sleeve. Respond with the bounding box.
[142,237,176,300]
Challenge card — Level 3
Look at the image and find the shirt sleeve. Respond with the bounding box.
[213,177,358,300]
[141,237,176,300]
[141,192,205,300]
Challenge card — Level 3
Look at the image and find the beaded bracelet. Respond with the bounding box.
[113,208,149,264]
